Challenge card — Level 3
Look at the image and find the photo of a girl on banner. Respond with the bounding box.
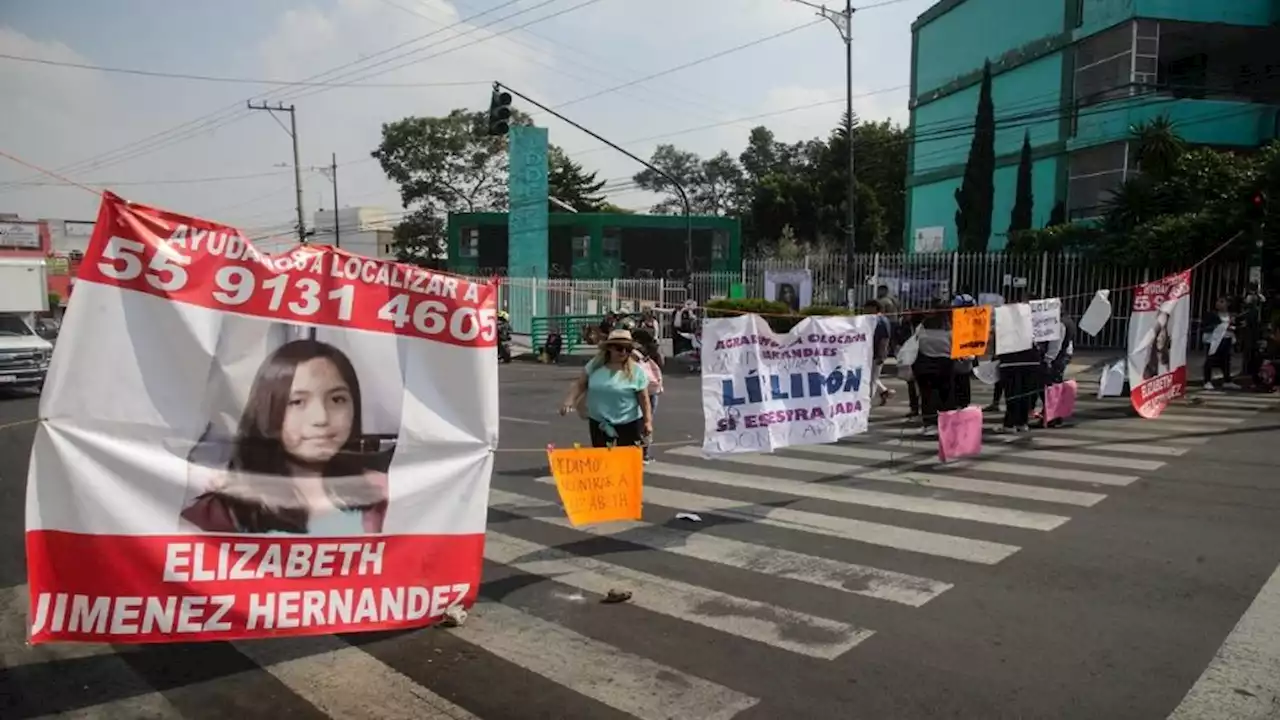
[180,337,391,535]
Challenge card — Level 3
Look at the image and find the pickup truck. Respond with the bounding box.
[0,312,53,390]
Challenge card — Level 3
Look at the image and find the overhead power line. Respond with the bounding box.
[0,52,492,88]
[0,0,533,189]
[539,19,826,113]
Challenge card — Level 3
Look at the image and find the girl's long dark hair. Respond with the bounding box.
[189,339,385,533]
[230,339,365,478]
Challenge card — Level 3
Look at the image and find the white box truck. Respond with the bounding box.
[0,258,54,389]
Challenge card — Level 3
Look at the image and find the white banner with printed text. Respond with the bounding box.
[701,314,874,455]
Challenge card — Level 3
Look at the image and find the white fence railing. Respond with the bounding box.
[490,252,1249,350]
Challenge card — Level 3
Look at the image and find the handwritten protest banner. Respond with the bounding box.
[1029,298,1062,342]
[951,305,991,358]
[547,446,643,526]
[994,303,1034,354]
[700,314,875,455]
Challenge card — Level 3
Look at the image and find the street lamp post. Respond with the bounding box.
[789,0,856,298]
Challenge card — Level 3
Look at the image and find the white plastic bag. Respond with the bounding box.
[1078,290,1112,337]
[973,360,1000,385]
[1097,358,1126,398]
[896,333,919,367]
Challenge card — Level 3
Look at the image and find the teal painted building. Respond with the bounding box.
[446,212,741,279]
[907,0,1280,251]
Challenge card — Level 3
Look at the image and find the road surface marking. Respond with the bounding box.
[851,468,1108,507]
[490,488,952,607]
[787,443,1140,486]
[456,601,759,720]
[499,415,550,425]
[1090,418,1242,436]
[987,435,1190,456]
[658,453,1069,530]
[484,531,874,659]
[235,636,482,720]
[536,478,1020,564]
[1038,426,1209,445]
[772,446,1109,506]
[1168,562,1280,720]
[866,438,1170,470]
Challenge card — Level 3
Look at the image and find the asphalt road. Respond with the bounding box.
[3,363,1280,719]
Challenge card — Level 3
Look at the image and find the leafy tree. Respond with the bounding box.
[631,144,709,215]
[1008,131,1034,235]
[631,145,746,216]
[1013,127,1280,269]
[954,61,996,252]
[374,108,610,260]
[388,209,446,267]
[373,109,517,215]
[548,146,606,212]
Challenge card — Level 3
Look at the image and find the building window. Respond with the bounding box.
[571,233,590,259]
[460,228,479,258]
[711,230,727,260]
[1074,22,1136,107]
[1133,20,1160,91]
[602,227,621,259]
[1067,142,1130,220]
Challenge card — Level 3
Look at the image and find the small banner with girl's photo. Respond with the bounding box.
[26,192,498,644]
[1127,271,1191,418]
[700,313,875,455]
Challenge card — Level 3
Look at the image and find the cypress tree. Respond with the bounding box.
[1008,131,1034,235]
[1047,201,1067,227]
[954,60,996,252]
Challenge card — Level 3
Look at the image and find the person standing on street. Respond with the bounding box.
[671,301,698,357]
[631,328,664,463]
[1202,296,1240,389]
[559,330,653,449]
[995,302,1041,432]
[864,299,895,406]
[950,292,977,409]
[876,284,901,351]
[912,302,954,434]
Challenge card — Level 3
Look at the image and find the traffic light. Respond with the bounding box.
[487,87,513,136]
[1247,190,1269,224]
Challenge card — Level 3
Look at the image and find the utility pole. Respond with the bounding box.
[789,0,856,296]
[247,101,306,243]
[328,153,340,247]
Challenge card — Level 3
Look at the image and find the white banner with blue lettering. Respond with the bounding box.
[701,313,875,455]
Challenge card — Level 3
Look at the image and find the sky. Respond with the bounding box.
[0,0,930,251]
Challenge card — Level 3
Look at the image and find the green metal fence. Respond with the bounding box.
[530,315,605,355]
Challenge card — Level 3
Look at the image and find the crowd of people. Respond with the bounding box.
[554,282,1278,452]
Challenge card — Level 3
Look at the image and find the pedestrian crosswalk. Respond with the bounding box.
[467,379,1280,717]
[9,381,1279,719]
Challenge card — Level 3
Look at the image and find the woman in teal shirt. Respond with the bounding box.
[560,329,653,448]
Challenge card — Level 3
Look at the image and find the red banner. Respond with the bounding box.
[78,192,497,347]
[27,531,484,643]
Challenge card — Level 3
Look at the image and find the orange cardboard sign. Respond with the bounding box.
[951,305,991,358]
[546,446,643,527]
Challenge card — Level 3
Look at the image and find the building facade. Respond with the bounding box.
[906,0,1280,251]
[312,207,396,259]
[445,212,741,279]
[0,215,90,306]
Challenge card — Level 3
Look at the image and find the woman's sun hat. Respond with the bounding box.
[601,329,637,348]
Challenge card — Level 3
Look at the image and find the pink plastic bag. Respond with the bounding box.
[1045,380,1078,423]
[937,405,983,462]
